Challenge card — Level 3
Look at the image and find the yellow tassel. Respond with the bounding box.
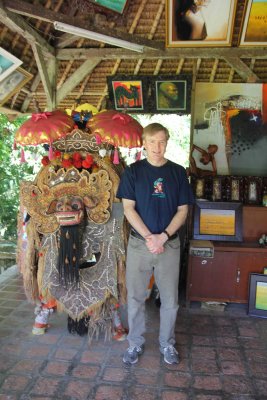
[66,230,70,239]
[65,256,69,264]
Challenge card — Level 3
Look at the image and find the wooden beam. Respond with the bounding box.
[56,46,267,61]
[3,0,164,51]
[0,105,27,115]
[31,44,56,109]
[223,56,260,82]
[56,58,100,105]
[0,1,54,57]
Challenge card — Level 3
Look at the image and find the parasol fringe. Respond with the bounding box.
[48,145,53,160]
[113,148,120,165]
[20,148,26,163]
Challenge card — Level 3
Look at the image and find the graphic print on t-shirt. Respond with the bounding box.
[152,178,165,198]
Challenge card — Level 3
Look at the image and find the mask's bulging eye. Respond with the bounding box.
[56,202,63,211]
[71,199,83,211]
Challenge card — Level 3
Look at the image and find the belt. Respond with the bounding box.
[130,230,178,241]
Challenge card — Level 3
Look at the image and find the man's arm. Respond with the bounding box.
[122,198,151,239]
[164,204,188,237]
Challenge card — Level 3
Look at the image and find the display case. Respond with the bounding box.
[186,206,267,305]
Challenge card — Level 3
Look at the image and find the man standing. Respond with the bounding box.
[117,123,194,365]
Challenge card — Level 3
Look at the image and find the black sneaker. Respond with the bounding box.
[123,345,144,364]
[160,345,179,364]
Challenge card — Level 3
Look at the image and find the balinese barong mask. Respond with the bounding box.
[18,144,126,326]
[21,164,112,235]
[51,196,85,226]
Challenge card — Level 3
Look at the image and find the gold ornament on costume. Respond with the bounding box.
[52,128,104,153]
[20,166,112,234]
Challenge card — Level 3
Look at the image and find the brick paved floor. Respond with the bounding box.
[0,268,267,400]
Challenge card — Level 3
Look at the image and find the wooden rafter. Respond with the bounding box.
[3,0,164,51]
[0,0,54,56]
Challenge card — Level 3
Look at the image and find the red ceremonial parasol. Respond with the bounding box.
[15,110,74,146]
[15,110,74,161]
[87,110,143,149]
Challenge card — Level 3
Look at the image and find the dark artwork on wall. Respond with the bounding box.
[228,109,267,176]
[107,74,191,114]
[149,75,192,114]
[107,75,149,112]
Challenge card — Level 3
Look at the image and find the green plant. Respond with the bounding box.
[0,113,44,240]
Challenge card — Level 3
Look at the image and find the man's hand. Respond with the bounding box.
[145,233,167,254]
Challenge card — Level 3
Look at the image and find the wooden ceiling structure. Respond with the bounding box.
[0,0,266,116]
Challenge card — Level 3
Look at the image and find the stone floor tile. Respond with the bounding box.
[163,372,191,389]
[191,359,219,374]
[64,379,93,400]
[216,348,242,361]
[222,376,255,395]
[191,346,217,360]
[42,360,71,376]
[30,377,61,396]
[80,349,107,364]
[9,359,43,374]
[128,386,157,400]
[1,375,30,392]
[102,367,127,382]
[53,347,79,360]
[193,375,222,391]
[253,379,267,398]
[220,360,246,375]
[195,395,223,400]
[71,364,100,379]
[161,391,189,400]
[94,384,123,400]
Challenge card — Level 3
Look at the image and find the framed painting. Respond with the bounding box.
[0,47,22,83]
[107,75,148,112]
[0,67,33,106]
[248,273,267,318]
[166,0,237,47]
[240,0,267,46]
[193,200,243,242]
[149,75,191,114]
[87,0,128,14]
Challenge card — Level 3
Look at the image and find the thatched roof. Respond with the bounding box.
[0,0,266,115]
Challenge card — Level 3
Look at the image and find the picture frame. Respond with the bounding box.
[230,176,243,202]
[0,47,22,82]
[240,0,267,46]
[193,200,243,242]
[248,273,267,318]
[244,176,262,205]
[87,0,129,14]
[166,0,237,47]
[107,75,148,112]
[0,67,33,106]
[149,75,191,114]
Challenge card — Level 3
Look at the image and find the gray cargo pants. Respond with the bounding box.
[126,234,181,348]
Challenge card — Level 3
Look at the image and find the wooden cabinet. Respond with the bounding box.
[186,244,267,304]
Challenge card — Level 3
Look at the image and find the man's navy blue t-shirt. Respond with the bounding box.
[116,159,194,234]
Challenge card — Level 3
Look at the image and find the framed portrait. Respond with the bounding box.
[107,75,148,112]
[240,0,267,46]
[149,75,191,114]
[166,0,237,47]
[193,200,243,242]
[0,67,33,106]
[0,47,22,83]
[87,0,129,14]
[248,273,267,318]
